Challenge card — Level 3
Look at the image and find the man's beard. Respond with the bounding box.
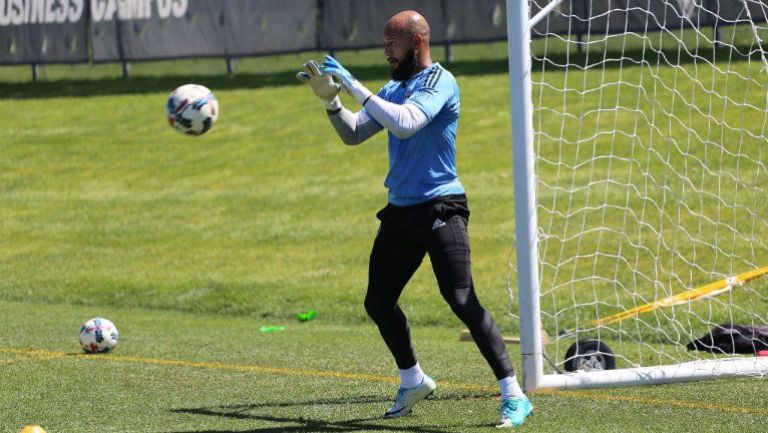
[391,48,417,81]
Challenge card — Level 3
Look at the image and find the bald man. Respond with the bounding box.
[297,10,532,428]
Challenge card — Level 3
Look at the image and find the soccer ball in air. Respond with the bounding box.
[165,84,219,135]
[79,318,119,353]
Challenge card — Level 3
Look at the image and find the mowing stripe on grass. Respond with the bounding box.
[546,390,768,415]
[3,346,767,416]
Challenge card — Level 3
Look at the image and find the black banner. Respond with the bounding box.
[321,0,447,49]
[321,0,508,47]
[530,0,768,37]
[443,0,507,43]
[0,0,89,64]
[91,0,317,62]
[91,0,224,61]
[222,0,317,56]
[2,0,767,65]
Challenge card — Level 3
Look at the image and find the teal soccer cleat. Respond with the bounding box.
[496,396,533,428]
[383,375,436,418]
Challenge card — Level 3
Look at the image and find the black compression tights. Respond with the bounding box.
[364,214,514,380]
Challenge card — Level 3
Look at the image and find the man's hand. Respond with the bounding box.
[296,60,341,110]
[320,55,358,91]
[321,55,372,105]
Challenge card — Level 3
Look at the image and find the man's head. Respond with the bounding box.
[383,10,431,81]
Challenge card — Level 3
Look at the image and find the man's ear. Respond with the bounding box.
[412,33,423,48]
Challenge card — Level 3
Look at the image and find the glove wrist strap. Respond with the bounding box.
[348,81,373,105]
[324,96,342,111]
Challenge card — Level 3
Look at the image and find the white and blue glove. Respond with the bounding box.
[296,59,342,110]
[320,55,356,90]
[320,55,372,105]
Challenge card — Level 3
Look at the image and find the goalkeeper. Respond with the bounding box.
[296,10,532,428]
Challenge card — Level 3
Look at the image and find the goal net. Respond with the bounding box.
[507,0,768,390]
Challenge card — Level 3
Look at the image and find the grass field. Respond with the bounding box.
[2,301,767,432]
[1,40,767,432]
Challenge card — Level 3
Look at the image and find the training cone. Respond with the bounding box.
[20,426,46,433]
[757,350,768,357]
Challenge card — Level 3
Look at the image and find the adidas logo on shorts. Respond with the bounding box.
[432,218,446,230]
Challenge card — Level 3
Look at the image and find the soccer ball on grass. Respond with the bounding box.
[165,84,219,136]
[79,318,119,353]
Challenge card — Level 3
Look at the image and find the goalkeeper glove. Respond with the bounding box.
[320,55,372,105]
[296,60,342,110]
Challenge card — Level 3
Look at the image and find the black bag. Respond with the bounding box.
[687,324,768,354]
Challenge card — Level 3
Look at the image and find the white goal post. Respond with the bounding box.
[506,0,768,391]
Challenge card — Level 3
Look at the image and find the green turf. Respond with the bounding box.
[1,301,766,432]
[0,52,519,331]
[2,36,768,432]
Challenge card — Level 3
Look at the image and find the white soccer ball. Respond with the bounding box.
[164,84,219,136]
[79,318,119,353]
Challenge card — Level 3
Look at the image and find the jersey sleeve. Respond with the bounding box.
[361,85,388,128]
[405,67,453,122]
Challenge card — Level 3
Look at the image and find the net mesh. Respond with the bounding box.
[517,0,768,373]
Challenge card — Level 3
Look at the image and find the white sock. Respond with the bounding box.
[399,363,425,389]
[499,375,525,399]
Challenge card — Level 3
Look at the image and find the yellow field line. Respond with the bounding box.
[592,265,768,327]
[0,347,489,392]
[1,348,69,362]
[1,347,766,416]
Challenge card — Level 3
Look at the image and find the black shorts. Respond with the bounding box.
[375,194,470,231]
